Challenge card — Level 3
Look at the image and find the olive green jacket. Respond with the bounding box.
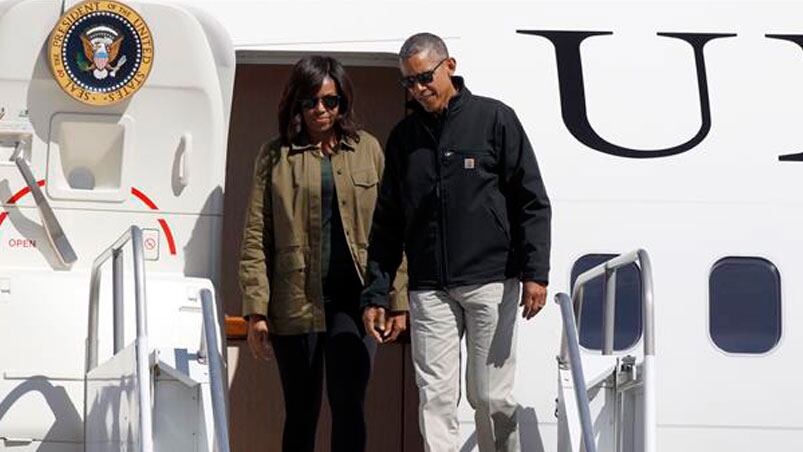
[239,130,408,334]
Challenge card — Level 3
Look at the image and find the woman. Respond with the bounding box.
[238,55,408,452]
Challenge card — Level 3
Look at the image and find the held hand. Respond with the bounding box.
[382,311,408,343]
[520,281,547,320]
[362,306,387,344]
[246,315,274,361]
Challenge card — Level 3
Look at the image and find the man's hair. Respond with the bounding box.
[399,32,449,61]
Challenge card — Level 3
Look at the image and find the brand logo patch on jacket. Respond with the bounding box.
[464,158,476,169]
[48,0,154,106]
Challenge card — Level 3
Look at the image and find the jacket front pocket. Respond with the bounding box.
[270,248,308,315]
[487,204,510,242]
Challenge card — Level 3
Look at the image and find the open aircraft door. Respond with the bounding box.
[0,0,234,450]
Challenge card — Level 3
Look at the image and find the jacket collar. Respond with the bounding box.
[406,76,470,118]
[289,133,357,153]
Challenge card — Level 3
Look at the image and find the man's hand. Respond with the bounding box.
[383,311,408,343]
[363,306,408,343]
[363,306,387,343]
[520,281,547,320]
[246,315,274,361]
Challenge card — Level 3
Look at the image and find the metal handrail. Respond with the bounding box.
[557,249,656,452]
[561,249,655,360]
[555,292,598,452]
[85,225,153,452]
[200,289,231,452]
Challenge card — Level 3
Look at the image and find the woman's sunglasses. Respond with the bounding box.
[399,58,448,89]
[298,95,341,110]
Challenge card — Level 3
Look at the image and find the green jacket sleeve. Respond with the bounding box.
[388,255,409,311]
[239,143,273,318]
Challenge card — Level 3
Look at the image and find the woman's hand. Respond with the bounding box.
[247,315,274,361]
[383,311,408,343]
[363,307,408,343]
[363,306,387,343]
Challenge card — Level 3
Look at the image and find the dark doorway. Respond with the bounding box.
[221,52,423,452]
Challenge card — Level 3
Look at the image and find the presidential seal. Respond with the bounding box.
[48,1,154,106]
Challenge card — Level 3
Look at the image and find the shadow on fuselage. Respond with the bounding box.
[0,376,82,448]
[460,405,547,452]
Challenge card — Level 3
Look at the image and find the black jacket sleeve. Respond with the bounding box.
[360,128,406,309]
[496,104,552,285]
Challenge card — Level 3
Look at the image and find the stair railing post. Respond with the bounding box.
[557,292,598,452]
[112,249,124,354]
[638,249,657,452]
[200,289,231,452]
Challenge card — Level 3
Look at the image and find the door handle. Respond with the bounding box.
[10,139,78,266]
[177,132,192,188]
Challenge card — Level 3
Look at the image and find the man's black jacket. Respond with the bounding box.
[361,77,551,309]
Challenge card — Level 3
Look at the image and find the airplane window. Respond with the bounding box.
[709,257,781,354]
[570,254,643,351]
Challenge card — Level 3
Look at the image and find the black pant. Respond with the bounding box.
[271,301,377,452]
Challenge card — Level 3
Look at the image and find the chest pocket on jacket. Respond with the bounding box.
[451,149,495,174]
[351,167,379,187]
[350,166,379,244]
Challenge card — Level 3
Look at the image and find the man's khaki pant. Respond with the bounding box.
[409,279,520,452]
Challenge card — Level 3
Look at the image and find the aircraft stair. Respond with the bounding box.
[83,226,230,452]
[554,250,656,452]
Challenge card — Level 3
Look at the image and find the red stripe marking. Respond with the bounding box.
[131,187,159,210]
[8,187,32,204]
[131,188,177,256]
[158,219,177,255]
[0,180,46,227]
[7,180,46,204]
[0,183,178,256]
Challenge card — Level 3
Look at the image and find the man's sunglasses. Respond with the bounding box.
[399,58,448,89]
[298,95,341,110]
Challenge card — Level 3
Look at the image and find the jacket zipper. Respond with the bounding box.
[420,120,449,288]
[436,149,449,288]
[427,116,454,289]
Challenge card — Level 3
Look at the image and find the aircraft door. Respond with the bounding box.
[0,0,234,449]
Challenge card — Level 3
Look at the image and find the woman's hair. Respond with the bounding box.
[277,55,359,145]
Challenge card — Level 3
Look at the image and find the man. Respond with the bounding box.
[361,33,551,452]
